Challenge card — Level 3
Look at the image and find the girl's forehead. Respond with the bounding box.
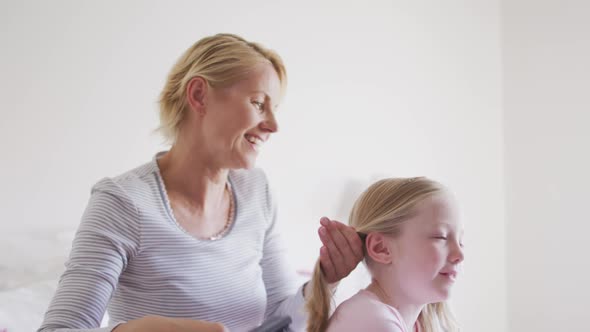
[410,195,462,230]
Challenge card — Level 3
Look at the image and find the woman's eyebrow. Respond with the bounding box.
[249,90,281,111]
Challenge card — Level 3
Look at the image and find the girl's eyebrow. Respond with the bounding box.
[431,222,463,233]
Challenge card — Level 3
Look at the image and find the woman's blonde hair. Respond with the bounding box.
[305,177,460,332]
[157,33,287,144]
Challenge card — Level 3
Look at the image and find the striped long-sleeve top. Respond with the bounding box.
[38,155,307,332]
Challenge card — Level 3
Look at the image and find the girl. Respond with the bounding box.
[306,177,464,332]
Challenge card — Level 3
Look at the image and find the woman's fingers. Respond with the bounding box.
[318,217,364,283]
[318,245,337,282]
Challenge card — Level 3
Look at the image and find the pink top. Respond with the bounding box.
[327,290,420,332]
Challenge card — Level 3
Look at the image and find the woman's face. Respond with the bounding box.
[201,63,281,170]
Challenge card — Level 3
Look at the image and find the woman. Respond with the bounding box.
[38,33,363,332]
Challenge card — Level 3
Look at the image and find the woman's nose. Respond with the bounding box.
[261,111,279,133]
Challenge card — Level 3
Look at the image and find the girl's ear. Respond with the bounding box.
[365,232,394,264]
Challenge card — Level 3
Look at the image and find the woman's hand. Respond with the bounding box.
[317,217,364,284]
[113,315,229,332]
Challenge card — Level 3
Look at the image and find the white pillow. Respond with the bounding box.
[0,278,59,332]
[0,228,74,290]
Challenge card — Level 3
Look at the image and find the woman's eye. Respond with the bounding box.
[252,101,265,111]
[433,235,448,240]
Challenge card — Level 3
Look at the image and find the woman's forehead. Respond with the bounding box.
[234,64,281,98]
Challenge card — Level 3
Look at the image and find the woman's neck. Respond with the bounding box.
[157,142,228,209]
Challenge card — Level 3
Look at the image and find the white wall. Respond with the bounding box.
[0,1,506,331]
[503,0,590,331]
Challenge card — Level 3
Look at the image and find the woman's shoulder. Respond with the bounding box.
[229,168,275,220]
[229,167,272,200]
[229,167,268,188]
[91,159,158,203]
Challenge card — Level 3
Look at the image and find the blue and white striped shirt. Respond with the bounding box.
[38,155,307,332]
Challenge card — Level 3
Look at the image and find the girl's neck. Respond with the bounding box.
[366,279,424,332]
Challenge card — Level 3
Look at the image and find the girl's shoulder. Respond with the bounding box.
[327,290,407,332]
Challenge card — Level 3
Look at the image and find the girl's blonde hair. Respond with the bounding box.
[305,177,460,332]
[157,33,287,144]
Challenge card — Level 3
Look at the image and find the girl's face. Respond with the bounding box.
[387,194,464,305]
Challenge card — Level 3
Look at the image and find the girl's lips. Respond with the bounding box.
[439,271,458,281]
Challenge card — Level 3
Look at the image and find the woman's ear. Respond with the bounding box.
[365,233,393,264]
[186,76,208,114]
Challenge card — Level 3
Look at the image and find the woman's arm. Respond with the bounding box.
[259,174,364,329]
[112,316,227,332]
[38,184,141,332]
